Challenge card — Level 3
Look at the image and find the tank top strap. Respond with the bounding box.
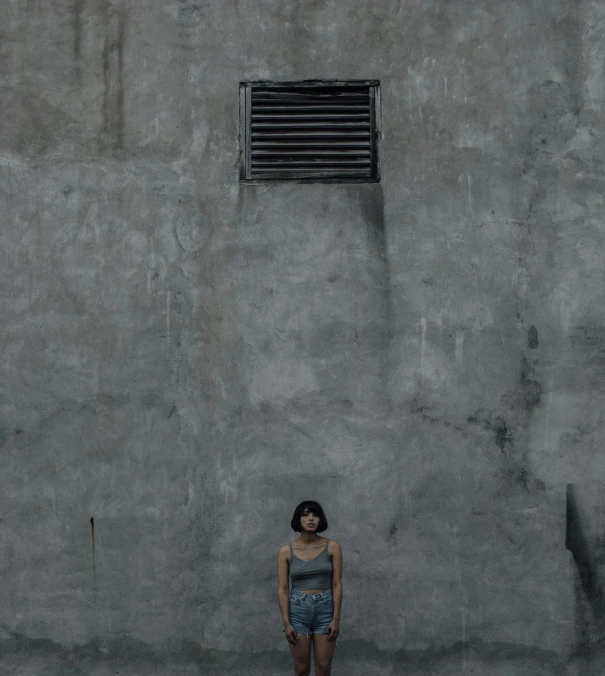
[290,541,293,558]
[325,538,329,551]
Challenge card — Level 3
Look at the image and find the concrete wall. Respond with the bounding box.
[1,0,604,674]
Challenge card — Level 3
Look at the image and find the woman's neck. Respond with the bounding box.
[298,533,321,545]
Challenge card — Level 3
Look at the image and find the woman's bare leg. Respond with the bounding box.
[312,633,337,676]
[288,633,312,676]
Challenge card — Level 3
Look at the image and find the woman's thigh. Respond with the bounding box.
[288,633,312,670]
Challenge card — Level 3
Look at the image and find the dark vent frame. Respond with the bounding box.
[239,80,380,183]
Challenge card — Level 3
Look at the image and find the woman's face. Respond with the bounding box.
[301,509,318,531]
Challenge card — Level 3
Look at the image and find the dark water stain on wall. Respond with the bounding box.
[98,1,126,155]
[558,0,584,117]
[494,420,514,455]
[357,184,392,406]
[566,484,605,644]
[358,184,390,320]
[73,0,84,84]
[527,325,539,349]
[466,410,514,456]
[90,516,97,592]
[520,354,542,413]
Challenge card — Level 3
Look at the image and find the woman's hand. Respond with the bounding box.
[327,619,340,641]
[284,624,298,644]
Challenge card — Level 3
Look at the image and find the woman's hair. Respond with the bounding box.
[290,500,328,533]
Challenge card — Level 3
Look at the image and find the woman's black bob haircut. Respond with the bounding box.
[290,500,328,533]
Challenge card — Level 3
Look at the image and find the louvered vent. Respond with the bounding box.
[240,80,380,182]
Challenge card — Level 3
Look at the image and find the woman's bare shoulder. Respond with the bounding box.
[327,538,341,553]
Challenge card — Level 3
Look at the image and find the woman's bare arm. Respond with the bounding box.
[277,545,291,626]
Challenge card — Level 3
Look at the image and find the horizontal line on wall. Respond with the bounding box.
[251,96,370,103]
[251,132,371,139]
[250,167,371,173]
[251,151,371,157]
[251,114,370,121]
[251,141,371,148]
[251,124,371,131]
[251,105,370,112]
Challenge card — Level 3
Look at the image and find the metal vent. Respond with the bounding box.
[240,80,380,183]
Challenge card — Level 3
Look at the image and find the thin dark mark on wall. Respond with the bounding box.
[98,1,126,155]
[100,1,110,148]
[90,516,97,592]
[514,464,529,491]
[494,420,513,455]
[520,354,542,413]
[115,12,125,151]
[73,0,84,84]
[413,399,468,436]
[560,1,584,116]
[527,325,539,349]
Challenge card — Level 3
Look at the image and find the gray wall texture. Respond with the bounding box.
[1,0,605,674]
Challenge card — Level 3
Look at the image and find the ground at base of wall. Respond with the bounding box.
[0,642,600,676]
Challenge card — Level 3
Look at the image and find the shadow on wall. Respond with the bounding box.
[566,483,605,653]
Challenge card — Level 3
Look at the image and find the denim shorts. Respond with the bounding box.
[288,588,334,636]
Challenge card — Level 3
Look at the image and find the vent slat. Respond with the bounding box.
[251,100,369,106]
[251,142,371,148]
[252,105,370,112]
[252,159,370,165]
[251,132,371,138]
[251,114,370,121]
[251,91,369,98]
[250,168,371,175]
[252,151,371,157]
[252,124,371,131]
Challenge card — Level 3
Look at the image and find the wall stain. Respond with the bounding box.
[412,399,468,436]
[98,1,126,155]
[358,184,392,411]
[527,325,539,349]
[176,2,203,24]
[559,0,584,116]
[90,516,97,592]
[466,410,513,455]
[520,354,542,413]
[73,0,84,84]
[566,484,605,646]
[466,409,542,493]
[494,420,514,455]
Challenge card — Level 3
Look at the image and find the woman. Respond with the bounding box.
[277,500,343,676]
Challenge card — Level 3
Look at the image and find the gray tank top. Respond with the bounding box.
[289,538,333,591]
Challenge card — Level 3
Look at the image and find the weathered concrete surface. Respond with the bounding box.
[1,0,604,673]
